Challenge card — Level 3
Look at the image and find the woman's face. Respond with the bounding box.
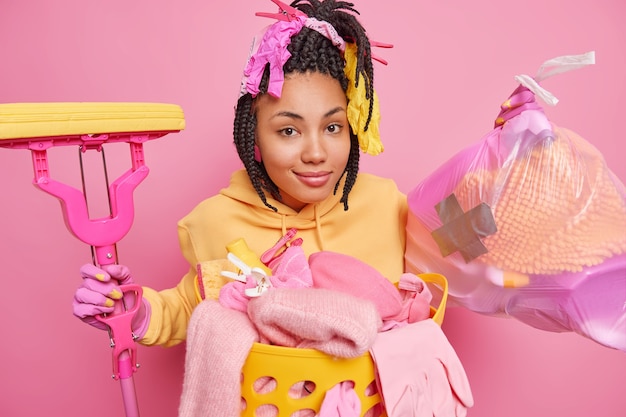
[254,71,351,211]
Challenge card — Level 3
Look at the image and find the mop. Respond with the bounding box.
[0,102,185,417]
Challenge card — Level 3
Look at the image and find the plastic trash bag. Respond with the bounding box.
[405,52,626,351]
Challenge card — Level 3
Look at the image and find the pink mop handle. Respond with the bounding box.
[96,284,143,417]
[31,137,148,414]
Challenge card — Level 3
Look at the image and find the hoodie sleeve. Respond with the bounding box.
[139,266,199,347]
[138,215,212,347]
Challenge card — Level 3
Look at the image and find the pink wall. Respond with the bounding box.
[1,1,624,416]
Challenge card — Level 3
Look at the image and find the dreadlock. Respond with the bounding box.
[233,0,375,211]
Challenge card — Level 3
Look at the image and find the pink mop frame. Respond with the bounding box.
[0,102,185,417]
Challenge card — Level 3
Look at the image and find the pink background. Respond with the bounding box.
[1,0,625,416]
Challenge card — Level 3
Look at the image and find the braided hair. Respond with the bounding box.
[233,0,375,211]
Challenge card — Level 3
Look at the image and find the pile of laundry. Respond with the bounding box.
[179,229,473,417]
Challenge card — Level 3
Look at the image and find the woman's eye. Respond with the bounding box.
[327,123,342,134]
[280,127,297,137]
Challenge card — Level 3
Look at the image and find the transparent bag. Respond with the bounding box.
[405,52,626,351]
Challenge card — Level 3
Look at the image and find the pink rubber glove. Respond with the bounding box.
[369,320,474,417]
[73,263,151,339]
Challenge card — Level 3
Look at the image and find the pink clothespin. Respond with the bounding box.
[260,228,303,269]
[345,36,394,65]
[255,0,306,22]
[255,0,393,65]
[369,39,393,65]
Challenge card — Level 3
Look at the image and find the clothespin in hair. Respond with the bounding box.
[256,0,394,65]
[369,40,393,65]
[345,36,393,65]
[256,0,307,22]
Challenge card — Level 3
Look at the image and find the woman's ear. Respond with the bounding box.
[254,144,262,162]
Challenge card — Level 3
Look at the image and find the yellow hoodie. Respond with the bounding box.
[141,169,407,347]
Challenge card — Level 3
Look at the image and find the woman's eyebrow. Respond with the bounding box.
[323,106,346,118]
[271,106,346,121]
[271,111,303,120]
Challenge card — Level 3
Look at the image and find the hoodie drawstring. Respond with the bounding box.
[314,204,325,250]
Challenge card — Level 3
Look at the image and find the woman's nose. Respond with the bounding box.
[301,134,327,163]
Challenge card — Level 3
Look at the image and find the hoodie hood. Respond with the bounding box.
[219,169,346,249]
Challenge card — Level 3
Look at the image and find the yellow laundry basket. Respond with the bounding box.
[240,272,448,417]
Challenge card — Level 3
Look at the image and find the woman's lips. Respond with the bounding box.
[295,171,331,187]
